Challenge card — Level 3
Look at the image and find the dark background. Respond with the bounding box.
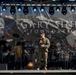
[0,73,76,75]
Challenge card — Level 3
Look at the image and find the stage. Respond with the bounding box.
[0,70,76,73]
[0,70,76,75]
[0,1,76,75]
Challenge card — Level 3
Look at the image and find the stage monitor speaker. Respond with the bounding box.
[0,64,8,70]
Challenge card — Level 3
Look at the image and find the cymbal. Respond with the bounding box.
[13,33,20,38]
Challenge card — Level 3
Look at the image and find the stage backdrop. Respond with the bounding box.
[0,7,76,52]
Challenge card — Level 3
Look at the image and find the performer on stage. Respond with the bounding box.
[37,33,50,70]
[0,36,7,47]
[0,36,10,63]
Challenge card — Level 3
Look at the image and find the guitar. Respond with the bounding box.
[2,50,14,57]
[2,51,9,57]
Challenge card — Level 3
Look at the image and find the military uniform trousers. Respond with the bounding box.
[38,49,48,68]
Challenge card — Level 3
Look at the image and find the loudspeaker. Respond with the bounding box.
[0,64,8,70]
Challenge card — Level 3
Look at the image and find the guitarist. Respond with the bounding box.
[0,36,11,63]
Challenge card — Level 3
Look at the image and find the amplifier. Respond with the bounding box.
[0,64,8,70]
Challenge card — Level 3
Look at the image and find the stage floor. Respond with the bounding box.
[0,70,76,73]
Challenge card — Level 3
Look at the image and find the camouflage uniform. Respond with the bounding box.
[38,37,50,68]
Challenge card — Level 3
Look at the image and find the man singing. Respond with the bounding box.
[37,33,50,70]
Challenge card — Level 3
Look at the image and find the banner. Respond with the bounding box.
[0,7,76,53]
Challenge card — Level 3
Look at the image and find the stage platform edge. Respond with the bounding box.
[0,70,76,74]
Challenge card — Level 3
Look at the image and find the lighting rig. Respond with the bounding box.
[0,0,76,15]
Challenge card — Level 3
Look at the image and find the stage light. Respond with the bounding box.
[18,0,23,4]
[49,6,54,15]
[17,6,22,12]
[23,6,29,15]
[56,7,60,12]
[2,6,7,12]
[29,0,32,1]
[71,6,75,12]
[61,7,67,15]
[19,2,22,4]
[69,0,75,1]
[0,0,4,4]
[1,1,4,4]
[10,6,16,15]
[62,2,65,5]
[40,6,45,12]
[60,0,67,5]
[52,0,56,1]
[28,62,34,68]
[33,6,37,12]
